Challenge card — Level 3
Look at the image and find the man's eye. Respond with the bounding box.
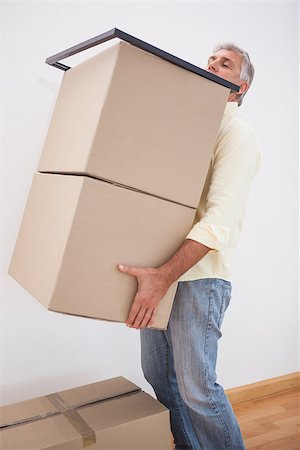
[223,63,230,68]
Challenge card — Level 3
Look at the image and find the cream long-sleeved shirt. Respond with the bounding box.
[180,102,261,282]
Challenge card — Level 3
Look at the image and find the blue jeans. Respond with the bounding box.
[140,279,245,450]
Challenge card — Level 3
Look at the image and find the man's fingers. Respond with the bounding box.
[128,302,148,328]
[126,298,141,326]
[118,264,140,277]
[119,265,163,328]
[135,308,154,329]
[146,307,158,329]
[127,301,157,329]
[126,297,155,329]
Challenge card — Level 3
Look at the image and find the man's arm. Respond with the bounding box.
[118,239,211,329]
[119,118,260,330]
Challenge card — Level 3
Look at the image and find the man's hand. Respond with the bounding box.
[118,239,211,330]
[118,265,172,329]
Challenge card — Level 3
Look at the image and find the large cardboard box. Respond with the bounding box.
[0,377,171,449]
[38,41,229,208]
[9,36,231,329]
[8,172,195,329]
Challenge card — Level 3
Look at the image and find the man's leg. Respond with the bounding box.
[140,324,199,449]
[169,278,245,450]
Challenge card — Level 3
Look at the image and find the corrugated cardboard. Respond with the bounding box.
[0,377,171,449]
[8,172,195,329]
[38,41,229,208]
[9,38,231,329]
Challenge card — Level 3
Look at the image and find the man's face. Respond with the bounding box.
[206,49,248,101]
[206,49,243,84]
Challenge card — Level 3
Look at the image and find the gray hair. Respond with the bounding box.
[213,42,255,106]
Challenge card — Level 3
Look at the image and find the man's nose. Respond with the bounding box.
[207,60,218,72]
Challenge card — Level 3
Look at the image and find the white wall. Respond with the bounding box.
[1,0,299,406]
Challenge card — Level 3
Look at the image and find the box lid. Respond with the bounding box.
[45,28,239,93]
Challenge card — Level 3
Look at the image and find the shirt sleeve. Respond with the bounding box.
[186,124,261,251]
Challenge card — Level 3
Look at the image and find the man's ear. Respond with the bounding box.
[239,81,249,94]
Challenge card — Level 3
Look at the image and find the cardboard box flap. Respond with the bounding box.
[76,391,168,432]
[0,377,140,429]
[56,376,140,409]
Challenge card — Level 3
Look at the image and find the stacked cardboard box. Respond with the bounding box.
[8,40,230,329]
[0,377,171,449]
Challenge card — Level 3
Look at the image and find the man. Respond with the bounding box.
[119,43,260,450]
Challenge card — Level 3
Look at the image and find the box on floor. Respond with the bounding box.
[0,377,171,449]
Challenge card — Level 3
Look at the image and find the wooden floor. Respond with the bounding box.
[233,388,300,449]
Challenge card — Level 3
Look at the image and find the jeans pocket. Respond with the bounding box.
[218,281,232,328]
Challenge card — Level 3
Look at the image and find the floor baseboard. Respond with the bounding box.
[225,371,300,405]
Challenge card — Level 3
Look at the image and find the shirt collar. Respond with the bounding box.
[224,101,239,116]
